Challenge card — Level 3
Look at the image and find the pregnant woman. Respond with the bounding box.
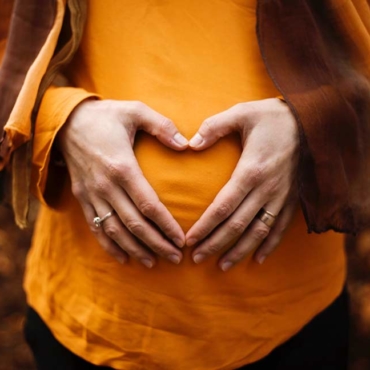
[1,0,370,369]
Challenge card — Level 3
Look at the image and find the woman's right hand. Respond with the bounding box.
[57,99,188,268]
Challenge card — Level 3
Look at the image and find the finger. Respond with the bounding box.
[254,201,297,264]
[82,203,129,265]
[113,156,186,248]
[127,101,188,150]
[192,188,264,264]
[186,156,258,247]
[107,186,182,264]
[218,218,271,272]
[189,104,246,151]
[218,201,282,272]
[93,199,158,268]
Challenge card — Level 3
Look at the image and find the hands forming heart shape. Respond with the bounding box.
[58,98,299,271]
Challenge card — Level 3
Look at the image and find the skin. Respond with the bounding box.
[187,98,300,270]
[58,99,188,268]
[58,97,299,271]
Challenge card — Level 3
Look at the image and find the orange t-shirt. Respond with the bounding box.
[25,1,346,369]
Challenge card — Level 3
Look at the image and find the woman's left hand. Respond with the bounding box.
[185,98,300,271]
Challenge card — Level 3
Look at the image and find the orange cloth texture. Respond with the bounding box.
[25,1,346,369]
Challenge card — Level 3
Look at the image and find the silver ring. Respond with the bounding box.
[94,210,115,228]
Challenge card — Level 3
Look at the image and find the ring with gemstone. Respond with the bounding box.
[93,210,115,228]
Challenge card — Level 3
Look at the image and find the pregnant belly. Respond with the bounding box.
[134,132,242,232]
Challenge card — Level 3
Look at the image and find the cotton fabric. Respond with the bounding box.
[25,1,346,369]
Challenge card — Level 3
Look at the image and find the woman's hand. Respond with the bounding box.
[186,98,300,271]
[58,99,188,267]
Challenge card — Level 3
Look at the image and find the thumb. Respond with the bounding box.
[133,102,188,151]
[189,108,239,151]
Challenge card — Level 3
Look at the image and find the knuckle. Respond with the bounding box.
[159,220,176,237]
[191,225,211,242]
[71,182,84,200]
[116,241,136,256]
[206,240,221,254]
[247,164,265,184]
[124,245,143,259]
[106,161,128,180]
[151,243,167,256]
[159,118,174,133]
[232,102,248,115]
[203,118,215,133]
[121,101,146,122]
[129,100,146,114]
[230,103,249,124]
[212,202,233,220]
[125,219,145,236]
[103,224,120,239]
[232,251,245,263]
[228,220,246,236]
[93,177,111,195]
[253,225,270,240]
[139,201,158,219]
[204,118,213,129]
[239,101,260,121]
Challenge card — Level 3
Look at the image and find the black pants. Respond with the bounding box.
[24,289,349,370]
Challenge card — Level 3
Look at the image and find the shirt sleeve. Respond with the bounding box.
[31,86,100,206]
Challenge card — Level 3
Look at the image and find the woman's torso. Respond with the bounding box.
[25,1,346,369]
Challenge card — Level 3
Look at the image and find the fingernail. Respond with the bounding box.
[257,255,266,265]
[189,133,204,148]
[173,133,188,146]
[141,258,154,268]
[221,261,233,272]
[193,254,205,264]
[173,237,184,248]
[169,254,181,264]
[186,238,197,247]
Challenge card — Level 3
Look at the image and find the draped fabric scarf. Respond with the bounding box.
[0,0,369,233]
[258,0,370,233]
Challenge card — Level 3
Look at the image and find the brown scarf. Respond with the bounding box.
[1,0,370,233]
[257,0,370,233]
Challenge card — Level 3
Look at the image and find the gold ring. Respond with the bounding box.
[257,208,277,228]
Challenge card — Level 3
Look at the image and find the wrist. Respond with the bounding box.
[56,97,98,151]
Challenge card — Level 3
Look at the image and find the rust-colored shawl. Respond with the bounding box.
[0,0,370,233]
[0,0,57,226]
[0,0,86,227]
[257,0,370,233]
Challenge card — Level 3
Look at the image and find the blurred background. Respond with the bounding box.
[0,204,369,370]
